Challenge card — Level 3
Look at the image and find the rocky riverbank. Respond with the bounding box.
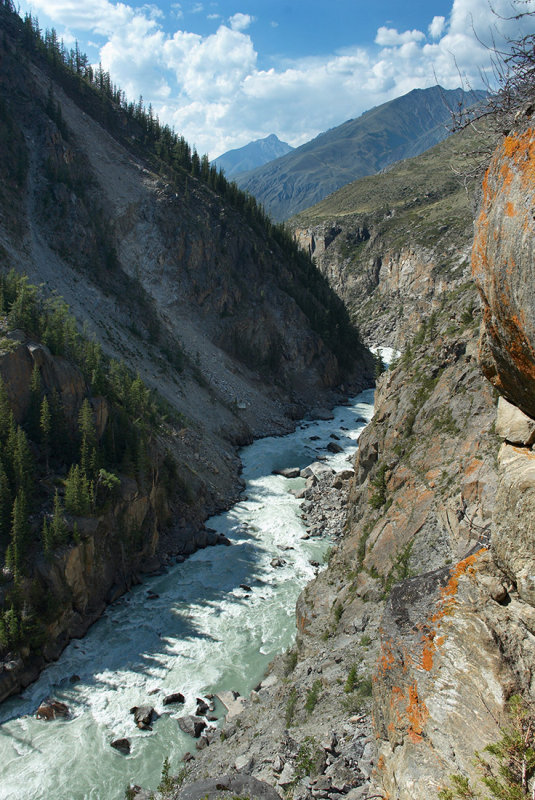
[140,451,385,800]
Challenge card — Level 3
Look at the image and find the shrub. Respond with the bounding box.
[285,686,297,727]
[305,679,322,714]
[438,694,535,800]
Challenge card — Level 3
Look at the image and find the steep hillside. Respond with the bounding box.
[0,2,372,701]
[236,86,486,222]
[154,110,535,800]
[293,120,498,348]
[212,134,294,179]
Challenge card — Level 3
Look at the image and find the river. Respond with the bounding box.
[0,375,383,799]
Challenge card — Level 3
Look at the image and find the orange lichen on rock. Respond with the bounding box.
[406,682,429,742]
[378,639,398,675]
[388,680,430,744]
[437,549,485,609]
[505,201,516,217]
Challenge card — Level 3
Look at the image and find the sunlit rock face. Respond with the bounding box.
[473,127,535,419]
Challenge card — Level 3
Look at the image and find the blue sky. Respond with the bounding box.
[14,0,535,157]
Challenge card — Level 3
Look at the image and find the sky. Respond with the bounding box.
[13,0,535,158]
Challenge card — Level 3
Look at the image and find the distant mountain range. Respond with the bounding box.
[212,134,294,179]
[234,86,487,221]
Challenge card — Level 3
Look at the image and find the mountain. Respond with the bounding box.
[212,133,294,179]
[235,85,487,221]
[0,2,373,700]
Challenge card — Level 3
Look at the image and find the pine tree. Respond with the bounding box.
[41,516,52,557]
[39,395,51,473]
[0,377,12,442]
[50,490,67,547]
[6,490,29,580]
[64,464,90,516]
[28,362,42,439]
[0,456,12,547]
[78,398,96,479]
[13,426,33,497]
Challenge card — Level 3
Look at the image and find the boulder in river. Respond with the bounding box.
[270,557,286,568]
[129,705,156,730]
[163,692,185,706]
[36,699,70,720]
[111,738,131,755]
[178,715,207,738]
[195,698,210,716]
[272,467,301,478]
[310,407,334,421]
[327,441,343,454]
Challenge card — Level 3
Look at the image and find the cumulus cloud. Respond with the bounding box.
[16,0,535,157]
[229,12,253,32]
[375,26,425,47]
[428,15,445,38]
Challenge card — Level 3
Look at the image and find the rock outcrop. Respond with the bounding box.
[473,127,535,419]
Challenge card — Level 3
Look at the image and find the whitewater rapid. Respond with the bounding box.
[0,382,379,799]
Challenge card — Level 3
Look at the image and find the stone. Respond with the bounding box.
[273,754,285,773]
[177,715,207,738]
[163,692,185,706]
[216,690,246,719]
[175,774,281,800]
[36,699,70,720]
[235,753,254,771]
[270,557,286,568]
[129,706,155,730]
[111,738,131,755]
[495,396,535,445]
[492,443,535,604]
[272,467,301,478]
[277,762,296,787]
[327,442,343,454]
[310,408,335,421]
[195,698,210,716]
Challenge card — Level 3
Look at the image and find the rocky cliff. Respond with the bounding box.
[156,118,535,800]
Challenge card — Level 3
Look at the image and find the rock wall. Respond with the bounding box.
[371,121,535,797]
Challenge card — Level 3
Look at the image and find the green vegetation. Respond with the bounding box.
[305,679,323,714]
[438,695,535,800]
[0,269,179,658]
[294,736,324,780]
[285,686,298,727]
[369,463,389,509]
[342,664,373,713]
[284,648,299,676]
[380,540,414,598]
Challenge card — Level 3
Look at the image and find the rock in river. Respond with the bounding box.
[178,715,207,738]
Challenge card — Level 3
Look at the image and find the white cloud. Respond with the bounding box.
[229,12,253,32]
[375,26,425,47]
[428,15,445,38]
[16,0,535,157]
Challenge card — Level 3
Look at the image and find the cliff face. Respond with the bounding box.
[367,123,535,796]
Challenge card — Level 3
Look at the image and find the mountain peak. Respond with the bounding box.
[212,134,294,179]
